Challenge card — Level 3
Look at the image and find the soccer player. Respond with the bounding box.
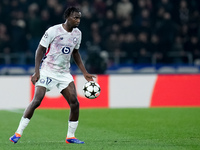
[9,6,95,144]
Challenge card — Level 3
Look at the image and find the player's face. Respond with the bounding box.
[68,12,81,28]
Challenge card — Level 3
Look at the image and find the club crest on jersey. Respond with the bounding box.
[73,37,78,44]
[62,46,70,54]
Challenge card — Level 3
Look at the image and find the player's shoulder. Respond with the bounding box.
[48,24,62,31]
[73,27,82,36]
[45,24,64,37]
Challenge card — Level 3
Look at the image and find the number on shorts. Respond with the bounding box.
[46,77,52,85]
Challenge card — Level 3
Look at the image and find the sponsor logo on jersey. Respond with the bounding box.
[62,46,71,54]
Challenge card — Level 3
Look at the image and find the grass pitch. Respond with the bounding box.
[0,108,200,150]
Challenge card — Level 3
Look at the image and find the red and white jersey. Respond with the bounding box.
[39,24,82,77]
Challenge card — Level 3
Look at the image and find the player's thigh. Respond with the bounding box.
[61,81,78,104]
[32,86,46,101]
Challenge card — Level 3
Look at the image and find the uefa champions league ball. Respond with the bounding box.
[83,81,101,99]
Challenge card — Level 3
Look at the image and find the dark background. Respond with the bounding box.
[0,0,200,74]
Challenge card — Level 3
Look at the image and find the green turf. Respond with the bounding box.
[0,108,200,150]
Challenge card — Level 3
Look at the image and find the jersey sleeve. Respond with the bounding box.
[74,32,82,49]
[40,27,55,48]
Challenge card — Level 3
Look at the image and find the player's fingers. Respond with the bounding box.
[32,79,37,85]
[31,80,35,85]
[92,75,96,78]
[87,77,93,81]
[31,77,38,85]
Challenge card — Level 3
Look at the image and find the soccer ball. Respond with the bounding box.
[83,81,101,99]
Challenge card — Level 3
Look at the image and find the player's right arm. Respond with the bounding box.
[31,45,46,85]
[31,27,55,85]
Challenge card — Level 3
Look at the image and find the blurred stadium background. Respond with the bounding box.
[0,0,200,109]
[0,0,200,74]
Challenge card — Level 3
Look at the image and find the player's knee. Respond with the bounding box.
[71,100,79,108]
[69,97,79,109]
[75,101,79,108]
[70,101,79,114]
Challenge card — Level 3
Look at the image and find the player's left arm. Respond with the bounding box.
[72,49,95,81]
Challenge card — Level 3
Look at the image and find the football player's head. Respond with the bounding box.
[64,7,81,28]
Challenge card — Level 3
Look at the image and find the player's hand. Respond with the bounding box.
[31,72,40,85]
[84,73,96,82]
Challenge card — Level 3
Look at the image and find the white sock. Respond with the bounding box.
[16,117,30,135]
[67,121,78,138]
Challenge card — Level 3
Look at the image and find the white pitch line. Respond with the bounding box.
[5,109,24,114]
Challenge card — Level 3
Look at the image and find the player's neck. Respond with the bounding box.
[62,23,73,32]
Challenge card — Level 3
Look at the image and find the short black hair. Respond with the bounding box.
[64,6,80,19]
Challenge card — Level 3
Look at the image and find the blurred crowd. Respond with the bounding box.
[0,0,200,73]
